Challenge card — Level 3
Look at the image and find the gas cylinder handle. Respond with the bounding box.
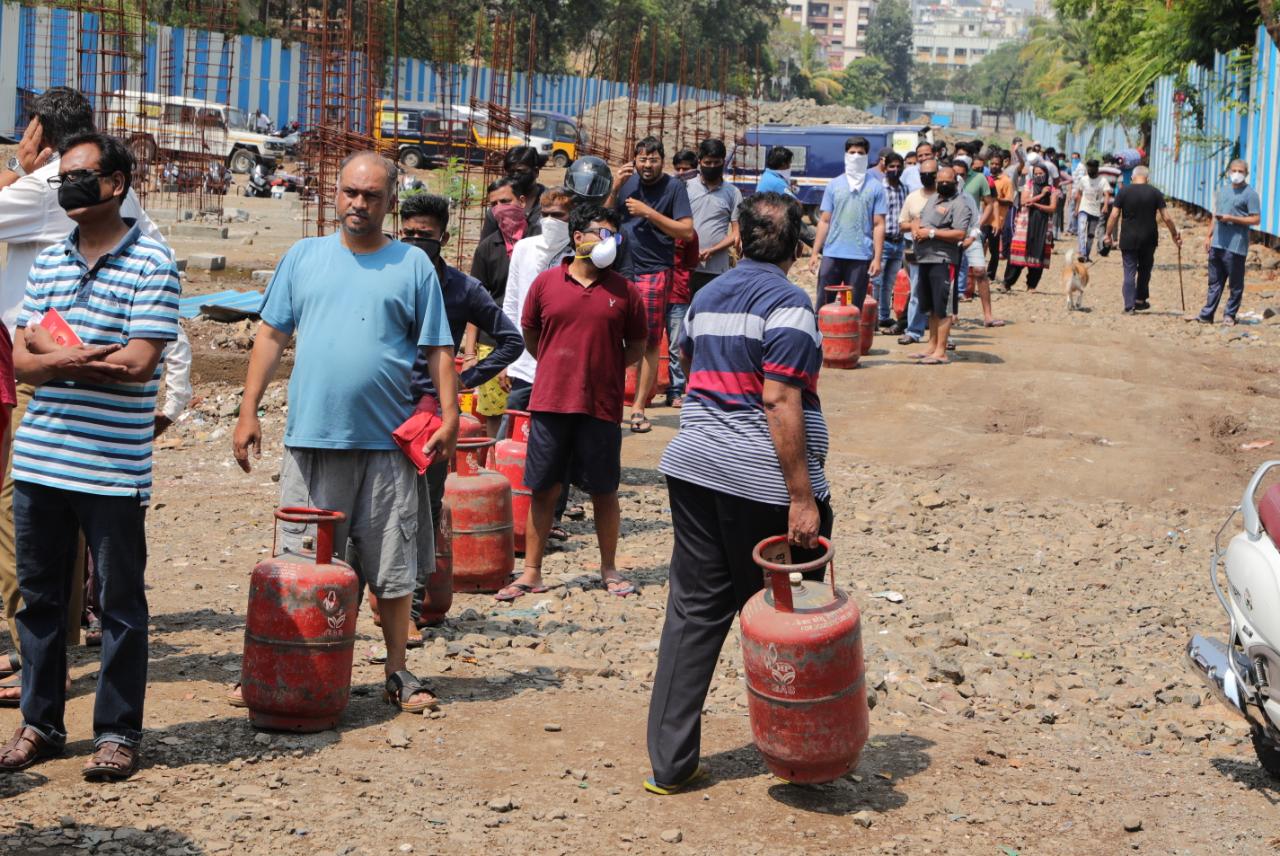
[752,535,836,613]
[272,507,346,565]
[824,285,852,307]
[502,409,532,442]
[455,437,496,473]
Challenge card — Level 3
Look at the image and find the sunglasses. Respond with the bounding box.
[47,169,110,188]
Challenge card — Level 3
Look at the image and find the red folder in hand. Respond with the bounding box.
[393,395,443,475]
[38,308,82,347]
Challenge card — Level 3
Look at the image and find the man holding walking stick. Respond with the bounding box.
[1103,166,1180,315]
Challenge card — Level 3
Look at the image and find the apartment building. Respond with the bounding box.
[786,0,879,69]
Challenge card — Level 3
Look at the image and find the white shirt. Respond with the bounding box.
[159,328,193,421]
[0,157,162,333]
[502,230,571,384]
[1075,174,1110,218]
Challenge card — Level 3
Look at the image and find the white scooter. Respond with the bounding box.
[1187,460,1280,776]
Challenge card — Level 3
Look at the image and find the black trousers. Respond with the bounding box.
[1003,264,1043,291]
[646,476,833,786]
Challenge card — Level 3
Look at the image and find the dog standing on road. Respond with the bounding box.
[1064,248,1089,311]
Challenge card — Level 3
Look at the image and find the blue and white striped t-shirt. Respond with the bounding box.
[14,222,180,502]
[659,259,830,506]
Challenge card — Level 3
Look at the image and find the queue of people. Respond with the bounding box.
[0,83,1269,788]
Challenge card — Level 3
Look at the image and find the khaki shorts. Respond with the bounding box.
[278,448,427,599]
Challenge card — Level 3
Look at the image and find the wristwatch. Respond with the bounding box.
[929,228,936,240]
[4,156,24,177]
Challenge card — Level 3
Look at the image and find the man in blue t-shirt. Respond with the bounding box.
[610,136,693,434]
[232,152,458,715]
[1195,159,1263,325]
[808,135,886,308]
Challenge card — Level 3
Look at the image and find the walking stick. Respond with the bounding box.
[1176,242,1186,312]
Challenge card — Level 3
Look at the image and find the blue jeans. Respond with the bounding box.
[870,240,904,323]
[15,482,149,749]
[1200,247,1247,321]
[1121,246,1155,311]
[904,262,928,341]
[666,302,689,396]
[1077,212,1100,258]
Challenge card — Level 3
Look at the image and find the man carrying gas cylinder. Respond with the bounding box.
[232,152,458,714]
[645,192,832,794]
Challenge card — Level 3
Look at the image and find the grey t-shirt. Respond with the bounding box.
[1213,183,1261,256]
[915,195,973,265]
[686,176,743,274]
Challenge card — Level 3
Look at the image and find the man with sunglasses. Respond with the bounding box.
[1,132,180,779]
[0,87,185,705]
[501,204,647,601]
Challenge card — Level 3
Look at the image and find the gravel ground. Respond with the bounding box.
[3,195,1280,854]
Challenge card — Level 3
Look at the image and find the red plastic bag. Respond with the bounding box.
[393,395,443,475]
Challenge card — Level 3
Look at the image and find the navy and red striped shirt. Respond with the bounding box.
[659,259,830,505]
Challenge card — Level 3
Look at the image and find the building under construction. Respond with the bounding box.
[3,0,763,242]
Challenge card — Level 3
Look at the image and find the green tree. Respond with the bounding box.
[957,42,1028,114]
[840,56,891,109]
[863,0,913,95]
[909,63,948,102]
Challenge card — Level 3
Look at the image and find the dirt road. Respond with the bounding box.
[3,200,1280,855]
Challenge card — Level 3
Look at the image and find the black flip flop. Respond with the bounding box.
[0,674,20,708]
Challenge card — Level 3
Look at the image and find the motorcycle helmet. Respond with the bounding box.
[564,156,613,203]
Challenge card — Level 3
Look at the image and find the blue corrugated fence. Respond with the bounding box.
[1019,24,1278,240]
[0,1,726,139]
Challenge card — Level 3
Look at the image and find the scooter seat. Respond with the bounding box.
[1259,483,1280,543]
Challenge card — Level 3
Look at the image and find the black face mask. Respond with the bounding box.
[700,165,724,183]
[57,174,109,212]
[920,172,937,190]
[936,182,957,199]
[885,168,901,182]
[405,236,443,263]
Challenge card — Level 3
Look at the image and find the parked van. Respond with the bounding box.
[105,90,289,173]
[527,110,586,167]
[376,101,555,169]
[728,124,931,208]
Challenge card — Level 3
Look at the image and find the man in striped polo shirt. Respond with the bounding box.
[645,192,833,794]
[0,133,179,779]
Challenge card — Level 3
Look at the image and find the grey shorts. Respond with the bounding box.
[278,447,430,599]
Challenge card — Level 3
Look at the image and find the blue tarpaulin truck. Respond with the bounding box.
[727,124,932,210]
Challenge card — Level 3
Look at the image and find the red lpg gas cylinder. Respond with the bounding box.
[860,290,878,356]
[624,340,670,406]
[739,536,869,784]
[241,508,359,732]
[892,268,911,317]
[818,285,860,369]
[444,438,514,592]
[419,501,453,626]
[493,410,532,554]
[458,390,485,440]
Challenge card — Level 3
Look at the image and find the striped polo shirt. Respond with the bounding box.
[14,221,180,502]
[659,259,830,506]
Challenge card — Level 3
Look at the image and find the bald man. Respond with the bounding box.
[231,152,459,714]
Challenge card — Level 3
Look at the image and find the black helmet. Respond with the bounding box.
[564,156,613,202]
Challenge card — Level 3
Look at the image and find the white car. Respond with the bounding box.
[105,90,290,173]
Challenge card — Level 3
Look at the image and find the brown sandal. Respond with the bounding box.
[83,741,139,782]
[0,726,62,772]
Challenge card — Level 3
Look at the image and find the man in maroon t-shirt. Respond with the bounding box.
[501,204,647,601]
